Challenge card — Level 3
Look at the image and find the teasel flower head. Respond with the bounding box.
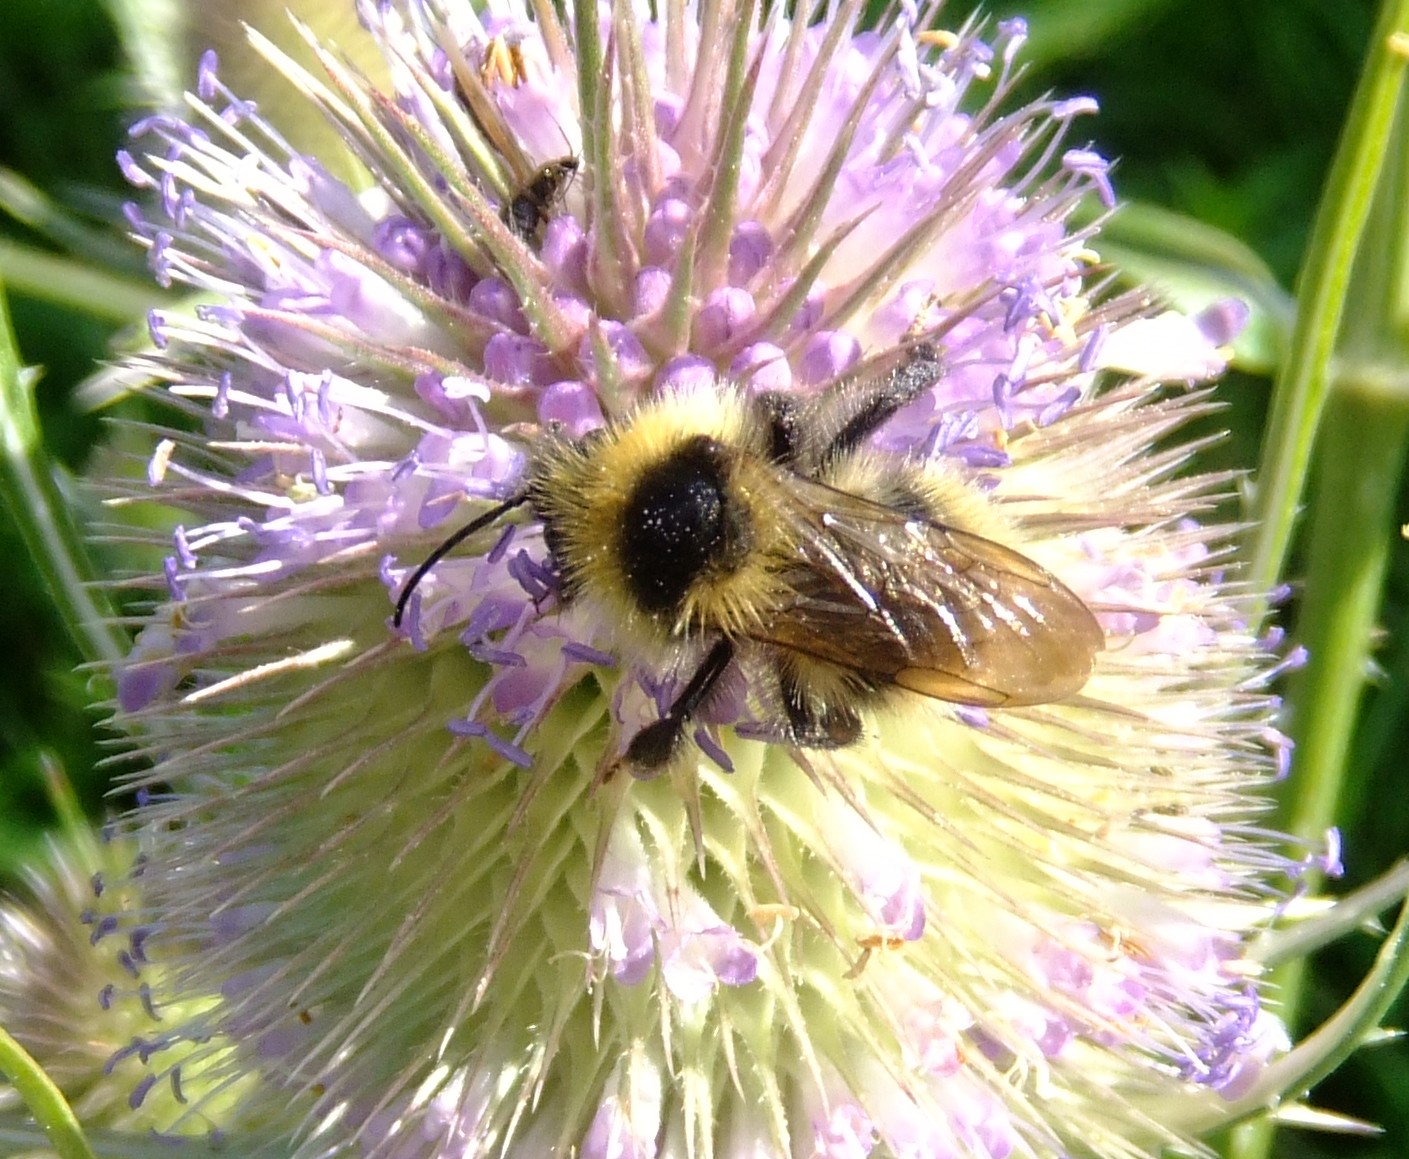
[0,820,264,1146]
[97,0,1330,1155]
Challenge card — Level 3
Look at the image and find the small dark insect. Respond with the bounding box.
[501,156,579,242]
[394,345,1104,776]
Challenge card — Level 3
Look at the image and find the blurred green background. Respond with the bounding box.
[0,0,1403,1156]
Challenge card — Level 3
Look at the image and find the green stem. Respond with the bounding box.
[1245,0,1409,605]
[1279,379,1409,849]
[0,1026,96,1159]
[1230,12,1409,1153]
[1228,379,1409,1159]
[0,280,125,667]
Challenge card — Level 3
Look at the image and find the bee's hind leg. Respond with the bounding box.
[777,665,864,750]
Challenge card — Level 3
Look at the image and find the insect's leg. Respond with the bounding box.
[818,343,944,462]
[624,638,736,772]
[777,663,863,749]
[750,391,802,463]
[393,493,530,627]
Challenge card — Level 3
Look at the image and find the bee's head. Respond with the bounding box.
[527,386,785,641]
[614,434,752,617]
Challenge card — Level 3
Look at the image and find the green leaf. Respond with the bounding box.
[102,0,189,109]
[1245,0,1409,602]
[0,1027,96,1159]
[0,237,168,321]
[0,168,144,274]
[1018,0,1185,71]
[0,280,124,667]
[1231,882,1409,1130]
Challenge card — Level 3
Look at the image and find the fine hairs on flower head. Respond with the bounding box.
[82,0,1333,1156]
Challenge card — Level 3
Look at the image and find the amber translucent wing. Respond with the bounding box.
[750,474,1104,707]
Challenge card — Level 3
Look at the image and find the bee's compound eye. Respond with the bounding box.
[618,436,743,615]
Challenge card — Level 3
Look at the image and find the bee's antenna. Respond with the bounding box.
[393,493,530,628]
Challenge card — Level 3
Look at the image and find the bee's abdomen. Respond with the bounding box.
[617,435,752,617]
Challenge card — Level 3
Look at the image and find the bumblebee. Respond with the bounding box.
[395,345,1103,774]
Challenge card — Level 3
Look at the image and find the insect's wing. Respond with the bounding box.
[753,476,1104,707]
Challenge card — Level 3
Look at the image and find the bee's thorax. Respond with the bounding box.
[614,435,753,617]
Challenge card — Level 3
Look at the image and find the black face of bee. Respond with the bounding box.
[502,157,579,241]
[615,435,752,617]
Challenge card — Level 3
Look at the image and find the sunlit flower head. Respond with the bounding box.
[97,0,1326,1155]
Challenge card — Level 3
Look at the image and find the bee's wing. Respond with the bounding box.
[752,475,1104,707]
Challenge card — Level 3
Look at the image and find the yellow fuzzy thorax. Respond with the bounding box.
[527,382,794,653]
